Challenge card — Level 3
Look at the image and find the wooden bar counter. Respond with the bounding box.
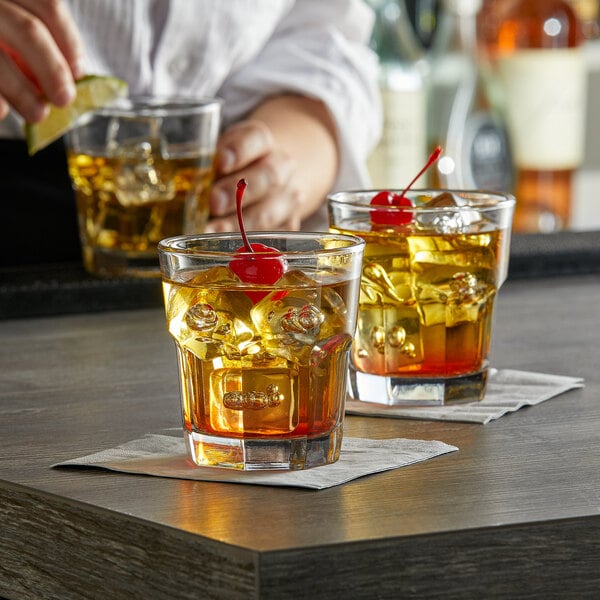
[1,272,599,599]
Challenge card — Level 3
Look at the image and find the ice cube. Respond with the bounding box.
[318,286,351,339]
[280,303,324,336]
[309,333,352,368]
[415,272,494,327]
[187,265,239,287]
[185,302,218,331]
[166,268,256,360]
[424,191,457,208]
[408,236,496,275]
[416,192,480,234]
[210,368,297,435]
[248,269,321,361]
[250,297,325,364]
[222,384,283,410]
[111,137,176,206]
[449,272,480,302]
[164,266,241,332]
[354,305,423,372]
[272,269,319,303]
[361,262,408,304]
[445,272,496,326]
[179,303,234,358]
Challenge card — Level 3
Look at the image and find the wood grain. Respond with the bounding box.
[1,275,599,598]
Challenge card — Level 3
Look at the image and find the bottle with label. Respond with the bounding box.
[367,0,428,189]
[486,0,587,232]
[426,0,514,192]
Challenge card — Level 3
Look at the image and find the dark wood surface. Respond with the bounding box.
[1,274,599,599]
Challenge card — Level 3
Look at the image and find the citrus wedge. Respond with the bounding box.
[25,75,128,155]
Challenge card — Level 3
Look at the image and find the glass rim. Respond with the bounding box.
[158,231,365,258]
[95,95,223,118]
[327,188,516,213]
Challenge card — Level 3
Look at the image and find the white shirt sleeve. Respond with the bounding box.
[3,0,382,202]
[217,0,382,192]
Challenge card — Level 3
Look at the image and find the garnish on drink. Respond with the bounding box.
[229,178,286,302]
[370,146,443,225]
[24,75,128,155]
[158,197,364,468]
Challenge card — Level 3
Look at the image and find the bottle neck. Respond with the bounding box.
[438,2,480,55]
[456,11,478,52]
[370,0,424,64]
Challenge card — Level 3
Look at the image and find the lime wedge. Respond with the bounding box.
[25,74,128,155]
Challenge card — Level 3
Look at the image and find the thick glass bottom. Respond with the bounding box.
[184,423,344,470]
[348,364,489,407]
[82,245,160,278]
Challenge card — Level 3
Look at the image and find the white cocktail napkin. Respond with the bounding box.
[346,369,584,425]
[52,434,457,490]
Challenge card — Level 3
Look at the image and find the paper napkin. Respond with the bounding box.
[53,434,457,490]
[346,369,584,425]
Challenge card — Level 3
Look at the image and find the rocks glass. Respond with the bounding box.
[328,189,515,406]
[158,232,364,470]
[66,96,221,278]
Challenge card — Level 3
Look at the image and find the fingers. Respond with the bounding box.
[0,48,48,121]
[0,94,9,120]
[207,154,298,232]
[215,119,274,175]
[205,190,303,233]
[0,0,84,120]
[20,0,85,79]
[211,150,296,213]
[206,118,301,231]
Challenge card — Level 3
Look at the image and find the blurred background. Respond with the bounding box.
[365,0,600,232]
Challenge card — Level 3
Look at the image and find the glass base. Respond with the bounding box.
[82,246,160,278]
[348,365,488,407]
[184,424,343,470]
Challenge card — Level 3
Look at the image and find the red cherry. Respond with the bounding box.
[229,178,286,302]
[369,146,442,226]
[230,242,286,302]
[370,191,414,225]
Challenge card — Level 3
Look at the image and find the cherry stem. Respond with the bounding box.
[396,146,442,202]
[236,178,254,253]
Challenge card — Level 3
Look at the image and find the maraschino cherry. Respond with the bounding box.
[370,146,443,225]
[229,178,286,302]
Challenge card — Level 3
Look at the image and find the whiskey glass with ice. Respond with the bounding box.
[66,97,221,278]
[328,189,515,406]
[158,232,364,470]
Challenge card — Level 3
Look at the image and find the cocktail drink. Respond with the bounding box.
[158,230,364,470]
[66,97,221,277]
[328,189,515,405]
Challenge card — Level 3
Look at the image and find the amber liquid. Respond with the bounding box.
[483,0,584,233]
[163,268,354,439]
[513,169,572,232]
[68,149,215,272]
[330,223,505,378]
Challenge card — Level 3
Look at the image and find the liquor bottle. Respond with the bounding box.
[568,0,600,39]
[367,0,428,189]
[426,0,513,192]
[487,0,587,232]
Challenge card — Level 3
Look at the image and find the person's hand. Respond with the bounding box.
[205,119,304,232]
[0,0,84,122]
